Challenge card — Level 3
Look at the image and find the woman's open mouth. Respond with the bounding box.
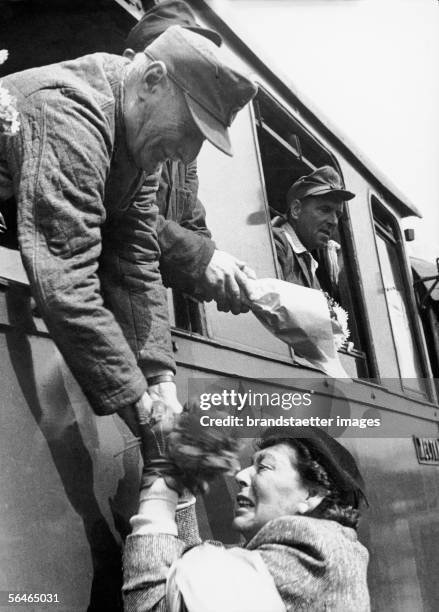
[236,494,255,509]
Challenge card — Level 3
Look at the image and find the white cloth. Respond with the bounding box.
[166,543,286,612]
[243,278,349,379]
[130,480,179,536]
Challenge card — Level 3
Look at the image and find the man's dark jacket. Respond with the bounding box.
[156,160,215,293]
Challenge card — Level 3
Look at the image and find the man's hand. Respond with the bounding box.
[118,391,153,438]
[201,249,257,314]
[136,380,182,489]
[148,380,183,422]
[117,382,181,440]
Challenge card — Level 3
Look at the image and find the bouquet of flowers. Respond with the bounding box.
[242,278,350,379]
[326,293,350,351]
[0,50,20,135]
[167,412,241,493]
[137,405,241,495]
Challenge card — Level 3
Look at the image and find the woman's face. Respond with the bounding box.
[232,443,313,541]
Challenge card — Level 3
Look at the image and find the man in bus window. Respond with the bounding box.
[0,26,257,425]
[273,166,355,293]
[124,0,256,315]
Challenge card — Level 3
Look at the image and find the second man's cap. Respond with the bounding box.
[287,166,355,202]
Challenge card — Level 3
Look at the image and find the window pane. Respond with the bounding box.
[196,105,292,361]
[315,227,371,378]
[376,233,424,380]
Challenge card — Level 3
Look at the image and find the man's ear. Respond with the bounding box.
[141,60,168,94]
[123,48,136,60]
[135,60,168,101]
[288,198,302,222]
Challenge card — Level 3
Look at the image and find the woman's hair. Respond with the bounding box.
[259,436,361,529]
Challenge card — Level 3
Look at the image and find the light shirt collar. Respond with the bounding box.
[283,222,319,276]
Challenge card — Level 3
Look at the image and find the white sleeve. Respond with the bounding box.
[167,543,286,612]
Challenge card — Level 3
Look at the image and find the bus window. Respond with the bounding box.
[253,88,373,378]
[372,197,428,394]
[0,196,18,251]
[171,290,207,335]
[411,257,439,385]
[195,104,292,361]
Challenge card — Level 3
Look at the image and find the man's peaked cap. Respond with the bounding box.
[144,26,257,156]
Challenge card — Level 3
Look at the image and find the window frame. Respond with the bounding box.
[252,84,375,378]
[371,194,433,399]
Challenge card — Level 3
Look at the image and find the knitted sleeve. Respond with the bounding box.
[122,488,201,612]
[123,534,185,612]
[175,499,202,548]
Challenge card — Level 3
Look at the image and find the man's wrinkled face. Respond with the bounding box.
[232,443,310,542]
[291,195,344,251]
[124,65,204,173]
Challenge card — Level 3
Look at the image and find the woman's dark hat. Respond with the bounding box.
[261,426,367,507]
[125,0,223,51]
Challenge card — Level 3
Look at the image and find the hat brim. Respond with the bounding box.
[184,93,233,157]
[185,25,222,47]
[304,186,356,201]
[128,25,222,53]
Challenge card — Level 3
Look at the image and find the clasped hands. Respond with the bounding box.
[118,382,184,492]
[118,378,181,435]
[198,249,257,315]
[119,382,240,496]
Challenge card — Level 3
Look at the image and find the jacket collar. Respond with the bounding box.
[283,222,319,277]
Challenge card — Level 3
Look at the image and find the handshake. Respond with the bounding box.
[196,249,257,315]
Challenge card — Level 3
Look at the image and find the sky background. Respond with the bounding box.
[210,0,439,264]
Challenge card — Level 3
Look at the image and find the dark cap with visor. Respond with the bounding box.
[287,166,355,203]
[125,0,222,50]
[261,426,367,507]
[144,26,257,156]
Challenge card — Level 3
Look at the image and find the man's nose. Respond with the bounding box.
[183,139,204,164]
[180,148,196,165]
[327,210,338,226]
